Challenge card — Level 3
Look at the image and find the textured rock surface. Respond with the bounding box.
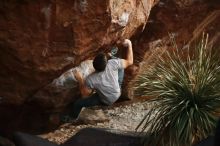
[12,128,143,146]
[78,108,109,124]
[152,0,219,59]
[31,60,94,109]
[61,128,143,146]
[0,0,220,138]
[0,0,155,106]
[0,0,156,135]
[0,136,15,146]
[40,101,149,144]
[128,0,220,95]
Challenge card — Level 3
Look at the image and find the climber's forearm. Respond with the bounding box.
[77,77,92,98]
[74,70,92,98]
[121,39,133,68]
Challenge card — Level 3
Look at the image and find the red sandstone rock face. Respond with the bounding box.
[0,0,220,136]
[0,0,155,106]
[129,0,220,90]
[0,0,156,135]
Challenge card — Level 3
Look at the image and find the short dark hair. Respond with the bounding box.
[93,53,107,72]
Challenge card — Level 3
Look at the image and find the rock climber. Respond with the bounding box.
[62,39,133,122]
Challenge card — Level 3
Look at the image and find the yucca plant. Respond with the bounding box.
[135,35,220,146]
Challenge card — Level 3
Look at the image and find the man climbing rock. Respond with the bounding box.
[63,39,133,122]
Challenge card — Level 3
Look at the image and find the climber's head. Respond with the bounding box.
[93,53,107,72]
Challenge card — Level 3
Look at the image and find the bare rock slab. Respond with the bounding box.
[61,128,143,146]
[78,108,109,124]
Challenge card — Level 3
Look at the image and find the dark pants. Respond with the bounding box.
[71,68,124,119]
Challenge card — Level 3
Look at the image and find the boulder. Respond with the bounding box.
[62,128,143,146]
[12,128,143,146]
[128,0,220,97]
[0,0,156,106]
[0,0,156,135]
[78,108,109,124]
[30,60,94,109]
[1,0,220,138]
[0,136,15,146]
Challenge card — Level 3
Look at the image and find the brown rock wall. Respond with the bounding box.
[127,0,220,94]
[0,0,156,135]
[0,0,219,137]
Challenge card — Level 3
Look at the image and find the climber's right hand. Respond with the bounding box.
[73,70,83,81]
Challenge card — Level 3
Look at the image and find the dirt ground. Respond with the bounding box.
[39,97,151,144]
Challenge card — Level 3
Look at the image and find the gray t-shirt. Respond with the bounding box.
[85,58,123,105]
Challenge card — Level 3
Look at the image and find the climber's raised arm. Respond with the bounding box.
[120,39,133,68]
